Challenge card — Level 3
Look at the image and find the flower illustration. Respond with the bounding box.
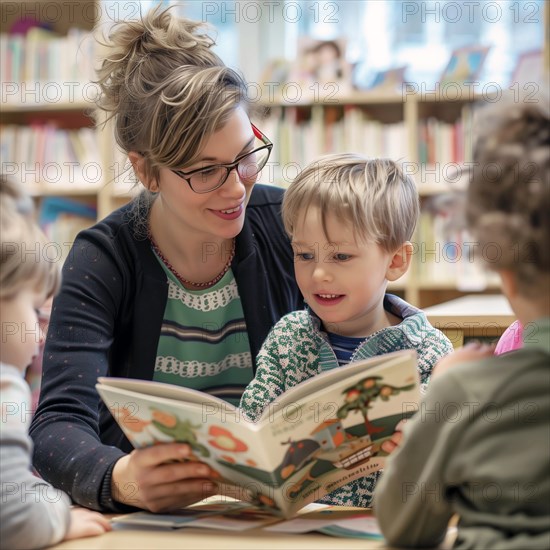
[208,426,248,452]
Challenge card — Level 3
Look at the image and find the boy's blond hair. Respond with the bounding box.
[283,154,419,252]
[467,99,549,297]
[0,176,60,300]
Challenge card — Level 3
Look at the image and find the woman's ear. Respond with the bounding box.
[386,242,413,282]
[128,152,159,192]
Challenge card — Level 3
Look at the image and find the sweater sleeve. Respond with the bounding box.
[374,372,462,547]
[417,330,454,394]
[1,366,71,549]
[239,318,291,421]
[29,232,128,511]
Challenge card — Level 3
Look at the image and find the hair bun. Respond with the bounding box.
[94,6,222,118]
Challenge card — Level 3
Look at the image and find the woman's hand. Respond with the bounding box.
[431,341,495,379]
[111,443,218,512]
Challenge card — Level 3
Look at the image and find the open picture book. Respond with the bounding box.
[96,349,420,518]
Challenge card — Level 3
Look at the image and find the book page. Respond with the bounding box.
[97,350,419,518]
[258,350,415,419]
[97,376,235,410]
[96,382,284,508]
[250,350,419,516]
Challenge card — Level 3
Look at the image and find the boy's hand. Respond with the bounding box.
[432,341,496,378]
[64,507,111,540]
[381,419,407,454]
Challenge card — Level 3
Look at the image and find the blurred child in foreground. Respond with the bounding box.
[374,98,550,548]
[0,176,110,548]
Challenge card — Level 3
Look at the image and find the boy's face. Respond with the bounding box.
[291,206,395,337]
[0,288,45,371]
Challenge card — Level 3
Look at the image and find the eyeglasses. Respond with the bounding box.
[171,124,273,194]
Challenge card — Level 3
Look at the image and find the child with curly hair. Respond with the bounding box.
[375,98,550,549]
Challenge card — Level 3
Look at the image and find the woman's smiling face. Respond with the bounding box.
[155,107,257,241]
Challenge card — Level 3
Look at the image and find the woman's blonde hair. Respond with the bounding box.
[0,175,61,300]
[467,97,550,296]
[94,6,250,185]
[282,154,419,252]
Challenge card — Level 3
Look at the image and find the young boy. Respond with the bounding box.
[374,100,550,548]
[0,176,111,548]
[240,154,453,507]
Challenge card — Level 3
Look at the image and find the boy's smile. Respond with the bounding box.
[313,293,345,306]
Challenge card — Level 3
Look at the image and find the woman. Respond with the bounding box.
[30,7,303,513]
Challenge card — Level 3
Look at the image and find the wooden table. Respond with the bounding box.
[424,294,515,348]
[49,509,457,549]
[49,507,383,549]
[50,523,384,549]
[50,521,458,549]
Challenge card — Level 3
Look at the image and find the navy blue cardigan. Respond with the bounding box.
[30,184,303,511]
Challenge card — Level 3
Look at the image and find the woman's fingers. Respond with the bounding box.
[130,443,192,468]
[138,461,213,491]
[112,444,218,510]
[140,479,219,513]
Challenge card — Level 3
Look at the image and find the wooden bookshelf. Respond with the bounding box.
[2,3,546,310]
[0,0,110,247]
[258,92,501,308]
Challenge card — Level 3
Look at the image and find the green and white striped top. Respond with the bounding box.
[152,259,253,406]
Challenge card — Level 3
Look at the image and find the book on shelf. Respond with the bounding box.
[96,349,420,519]
[1,124,102,192]
[417,105,474,167]
[261,105,407,173]
[25,27,55,83]
[415,196,499,290]
[0,26,95,90]
[39,197,97,261]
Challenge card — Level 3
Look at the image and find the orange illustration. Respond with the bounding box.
[345,389,360,402]
[115,406,150,433]
[208,426,248,452]
[257,494,276,508]
[151,408,177,428]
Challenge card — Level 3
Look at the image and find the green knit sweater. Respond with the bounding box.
[240,294,454,507]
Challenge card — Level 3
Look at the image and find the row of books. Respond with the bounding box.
[417,107,474,166]
[261,105,408,179]
[260,104,475,187]
[413,198,499,290]
[1,124,102,192]
[0,27,95,90]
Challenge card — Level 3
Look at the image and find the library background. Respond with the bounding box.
[1,0,548,311]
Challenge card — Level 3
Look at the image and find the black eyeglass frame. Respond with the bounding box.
[170,124,273,194]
